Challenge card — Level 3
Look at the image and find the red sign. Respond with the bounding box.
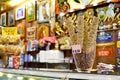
[13,56,20,69]
[96,46,114,57]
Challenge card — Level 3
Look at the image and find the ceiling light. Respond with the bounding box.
[9,0,25,6]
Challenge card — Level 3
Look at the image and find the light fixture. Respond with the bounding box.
[9,0,25,6]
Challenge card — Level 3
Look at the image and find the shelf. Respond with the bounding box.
[0,68,120,80]
[96,42,115,46]
[24,62,75,70]
[97,28,120,32]
[64,1,120,15]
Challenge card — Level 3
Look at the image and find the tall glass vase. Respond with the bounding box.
[72,44,96,73]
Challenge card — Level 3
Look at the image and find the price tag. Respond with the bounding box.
[71,45,81,54]
[2,27,17,36]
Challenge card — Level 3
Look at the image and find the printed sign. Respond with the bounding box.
[97,32,112,42]
[2,27,17,36]
[27,26,36,40]
[71,45,81,54]
[96,46,114,57]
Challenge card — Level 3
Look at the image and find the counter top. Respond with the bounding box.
[0,68,120,80]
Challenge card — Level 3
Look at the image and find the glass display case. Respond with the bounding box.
[0,1,120,80]
[0,71,61,80]
[0,68,120,80]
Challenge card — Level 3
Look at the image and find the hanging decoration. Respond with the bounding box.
[56,0,69,15]
[106,4,115,18]
[96,6,108,21]
[37,23,49,40]
[26,1,36,22]
[37,0,50,23]
[17,20,26,39]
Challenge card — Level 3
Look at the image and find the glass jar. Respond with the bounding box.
[72,44,96,73]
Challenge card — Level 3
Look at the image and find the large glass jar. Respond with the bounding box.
[72,44,96,73]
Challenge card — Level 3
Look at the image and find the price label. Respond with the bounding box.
[71,45,81,54]
[2,27,17,36]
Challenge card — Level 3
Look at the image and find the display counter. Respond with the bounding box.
[0,68,120,80]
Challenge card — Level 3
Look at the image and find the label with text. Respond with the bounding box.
[2,27,17,36]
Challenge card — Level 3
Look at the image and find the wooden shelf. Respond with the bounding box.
[24,62,75,70]
[97,28,120,32]
[65,1,120,15]
[96,42,115,46]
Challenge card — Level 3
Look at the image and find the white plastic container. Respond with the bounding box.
[39,50,64,63]
[46,50,64,63]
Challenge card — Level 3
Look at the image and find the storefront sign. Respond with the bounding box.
[96,46,114,57]
[2,27,17,36]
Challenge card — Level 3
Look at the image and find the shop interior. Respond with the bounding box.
[0,0,120,80]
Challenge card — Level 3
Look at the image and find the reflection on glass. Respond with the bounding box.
[0,72,3,77]
[0,72,61,80]
[7,74,13,78]
[17,76,23,80]
[29,78,35,80]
